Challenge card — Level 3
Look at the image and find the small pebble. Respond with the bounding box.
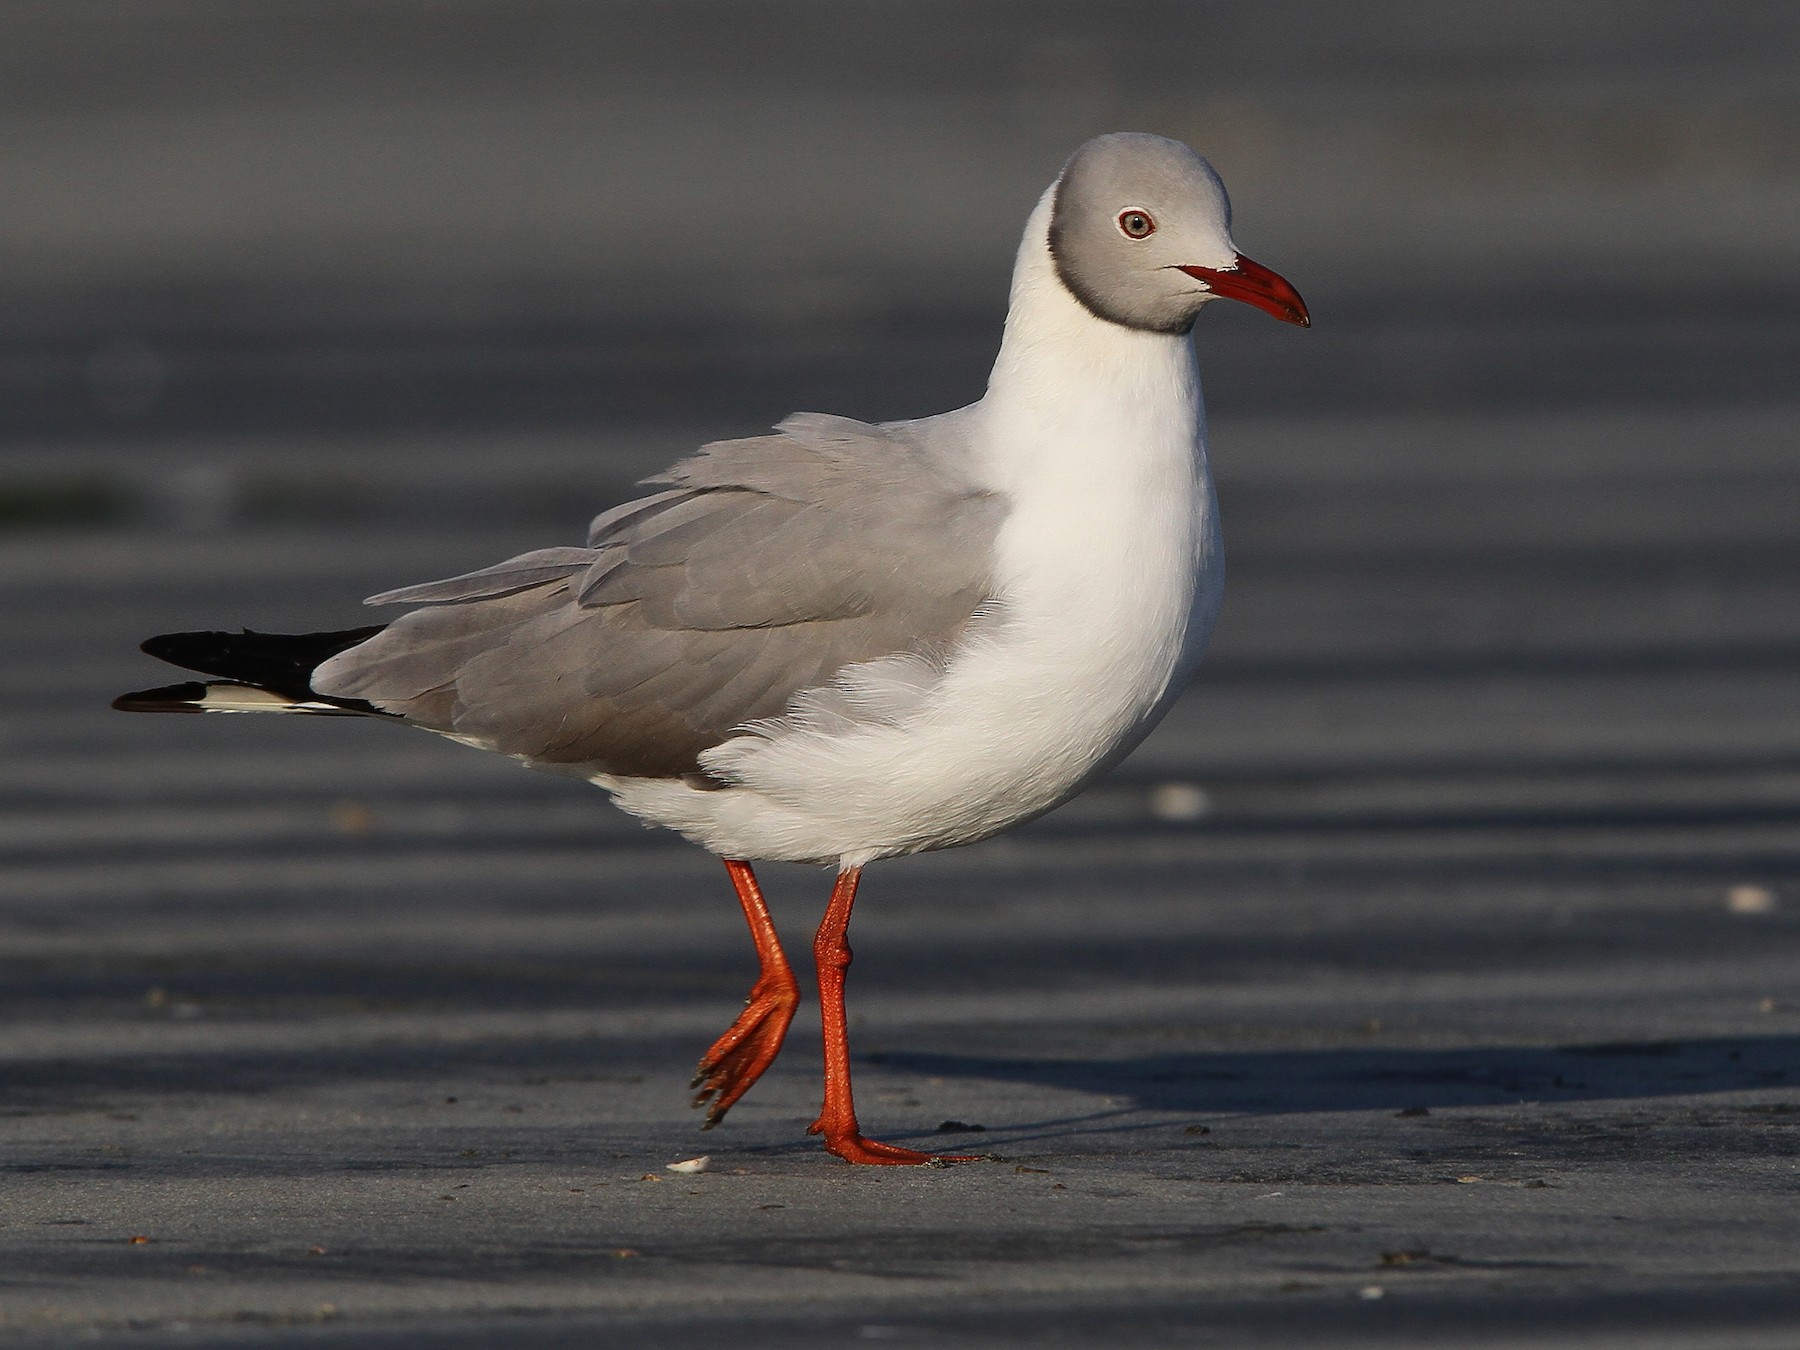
[329,801,378,836]
[1149,782,1211,822]
[1728,884,1776,915]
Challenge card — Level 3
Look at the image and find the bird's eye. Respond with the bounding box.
[1117,210,1156,240]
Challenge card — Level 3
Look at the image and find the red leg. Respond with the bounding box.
[691,859,799,1128]
[806,867,983,1166]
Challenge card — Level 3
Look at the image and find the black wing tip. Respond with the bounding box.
[140,628,267,663]
[135,625,386,692]
[113,681,210,713]
[139,630,239,666]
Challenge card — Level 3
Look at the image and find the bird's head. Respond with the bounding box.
[1049,132,1309,334]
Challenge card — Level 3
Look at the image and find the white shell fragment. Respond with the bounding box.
[665,1155,711,1175]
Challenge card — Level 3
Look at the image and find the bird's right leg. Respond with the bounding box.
[691,859,799,1128]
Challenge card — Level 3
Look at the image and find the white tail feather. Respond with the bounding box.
[192,684,346,714]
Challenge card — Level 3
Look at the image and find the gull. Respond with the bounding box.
[115,132,1309,1165]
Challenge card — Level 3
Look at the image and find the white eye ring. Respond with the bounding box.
[1117,209,1156,240]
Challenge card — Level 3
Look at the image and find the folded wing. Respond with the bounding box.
[312,414,1005,779]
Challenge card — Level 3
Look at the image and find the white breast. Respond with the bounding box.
[600,189,1223,866]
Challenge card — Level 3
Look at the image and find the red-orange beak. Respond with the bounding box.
[1177,254,1310,327]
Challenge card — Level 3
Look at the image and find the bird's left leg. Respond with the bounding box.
[807,866,983,1165]
[691,859,799,1128]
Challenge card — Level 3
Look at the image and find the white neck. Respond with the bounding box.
[967,182,1222,712]
[972,183,1209,540]
[986,185,1195,446]
[976,185,1205,494]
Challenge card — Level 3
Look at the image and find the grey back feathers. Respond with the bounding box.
[1049,132,1236,335]
[312,414,1006,779]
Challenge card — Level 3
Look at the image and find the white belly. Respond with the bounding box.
[599,401,1221,868]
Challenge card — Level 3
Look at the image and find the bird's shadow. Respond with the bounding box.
[871,1034,1800,1146]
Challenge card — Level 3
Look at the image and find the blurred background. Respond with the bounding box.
[5,8,1800,1328]
[4,1,1795,457]
[4,1,1800,956]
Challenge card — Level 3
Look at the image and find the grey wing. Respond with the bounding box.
[312,413,1006,779]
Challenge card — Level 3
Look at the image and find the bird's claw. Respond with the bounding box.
[806,1116,988,1165]
[689,976,798,1127]
[814,1130,987,1166]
